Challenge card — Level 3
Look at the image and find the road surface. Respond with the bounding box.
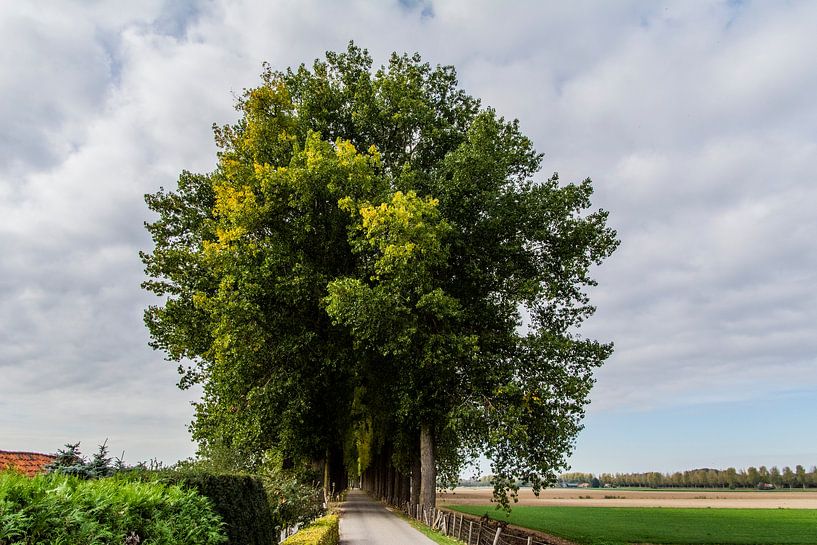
[340,489,437,545]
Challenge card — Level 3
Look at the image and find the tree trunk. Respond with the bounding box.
[402,472,411,504]
[411,448,421,507]
[379,454,387,499]
[323,447,330,503]
[375,458,381,497]
[394,470,402,505]
[386,462,394,503]
[420,422,436,508]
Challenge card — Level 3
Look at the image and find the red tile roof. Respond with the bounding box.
[0,450,56,476]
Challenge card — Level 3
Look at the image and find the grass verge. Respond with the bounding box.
[389,507,463,545]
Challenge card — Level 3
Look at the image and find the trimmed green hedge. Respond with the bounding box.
[155,471,275,545]
[0,471,226,545]
[281,515,339,545]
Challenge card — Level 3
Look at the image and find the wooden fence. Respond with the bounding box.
[400,501,555,545]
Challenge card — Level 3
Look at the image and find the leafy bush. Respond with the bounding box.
[280,515,339,545]
[257,466,324,533]
[172,450,325,537]
[154,470,275,545]
[0,471,226,545]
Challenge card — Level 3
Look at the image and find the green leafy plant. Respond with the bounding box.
[152,468,276,545]
[0,471,226,545]
[257,465,324,534]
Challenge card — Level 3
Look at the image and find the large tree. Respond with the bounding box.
[142,43,618,508]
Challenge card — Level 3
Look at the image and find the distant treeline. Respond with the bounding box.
[458,466,817,489]
[560,466,817,489]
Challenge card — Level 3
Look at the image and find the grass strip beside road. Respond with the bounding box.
[450,504,817,545]
[389,507,462,545]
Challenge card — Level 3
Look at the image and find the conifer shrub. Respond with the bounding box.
[280,515,339,545]
[0,471,226,545]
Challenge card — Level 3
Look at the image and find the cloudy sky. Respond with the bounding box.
[1,0,815,474]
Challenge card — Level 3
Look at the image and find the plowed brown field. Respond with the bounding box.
[439,487,817,509]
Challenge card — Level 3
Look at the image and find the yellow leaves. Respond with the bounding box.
[215,225,246,244]
[214,183,256,218]
[220,158,245,181]
[334,139,357,165]
[356,190,443,241]
[343,190,449,282]
[245,82,292,119]
[202,183,259,256]
[337,196,355,213]
[381,240,417,265]
[210,129,387,261]
[304,136,327,171]
[192,291,209,309]
[358,191,429,231]
[333,138,381,173]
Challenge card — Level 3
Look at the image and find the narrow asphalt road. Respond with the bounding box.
[340,489,437,545]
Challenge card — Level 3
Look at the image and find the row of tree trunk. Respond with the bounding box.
[320,445,350,502]
[357,423,437,508]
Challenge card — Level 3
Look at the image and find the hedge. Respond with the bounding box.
[155,470,275,545]
[280,515,339,545]
[0,471,226,545]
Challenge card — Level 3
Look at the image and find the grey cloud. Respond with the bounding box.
[1,0,815,463]
[0,7,111,177]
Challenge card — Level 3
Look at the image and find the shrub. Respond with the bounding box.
[0,471,226,545]
[257,467,324,533]
[280,515,339,545]
[155,470,275,545]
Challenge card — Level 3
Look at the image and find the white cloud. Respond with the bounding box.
[1,0,816,464]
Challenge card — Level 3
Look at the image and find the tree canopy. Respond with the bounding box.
[142,42,619,509]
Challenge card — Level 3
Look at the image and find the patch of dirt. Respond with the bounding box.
[438,487,817,509]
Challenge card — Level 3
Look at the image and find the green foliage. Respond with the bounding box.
[154,469,275,545]
[256,465,324,535]
[169,452,325,536]
[452,504,817,545]
[280,515,339,545]
[0,471,226,545]
[44,442,87,477]
[46,441,129,480]
[142,41,619,509]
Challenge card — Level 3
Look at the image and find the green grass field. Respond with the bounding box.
[595,487,816,493]
[450,505,817,545]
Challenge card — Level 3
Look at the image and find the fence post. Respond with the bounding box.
[492,527,502,545]
[468,521,473,545]
[527,537,533,545]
